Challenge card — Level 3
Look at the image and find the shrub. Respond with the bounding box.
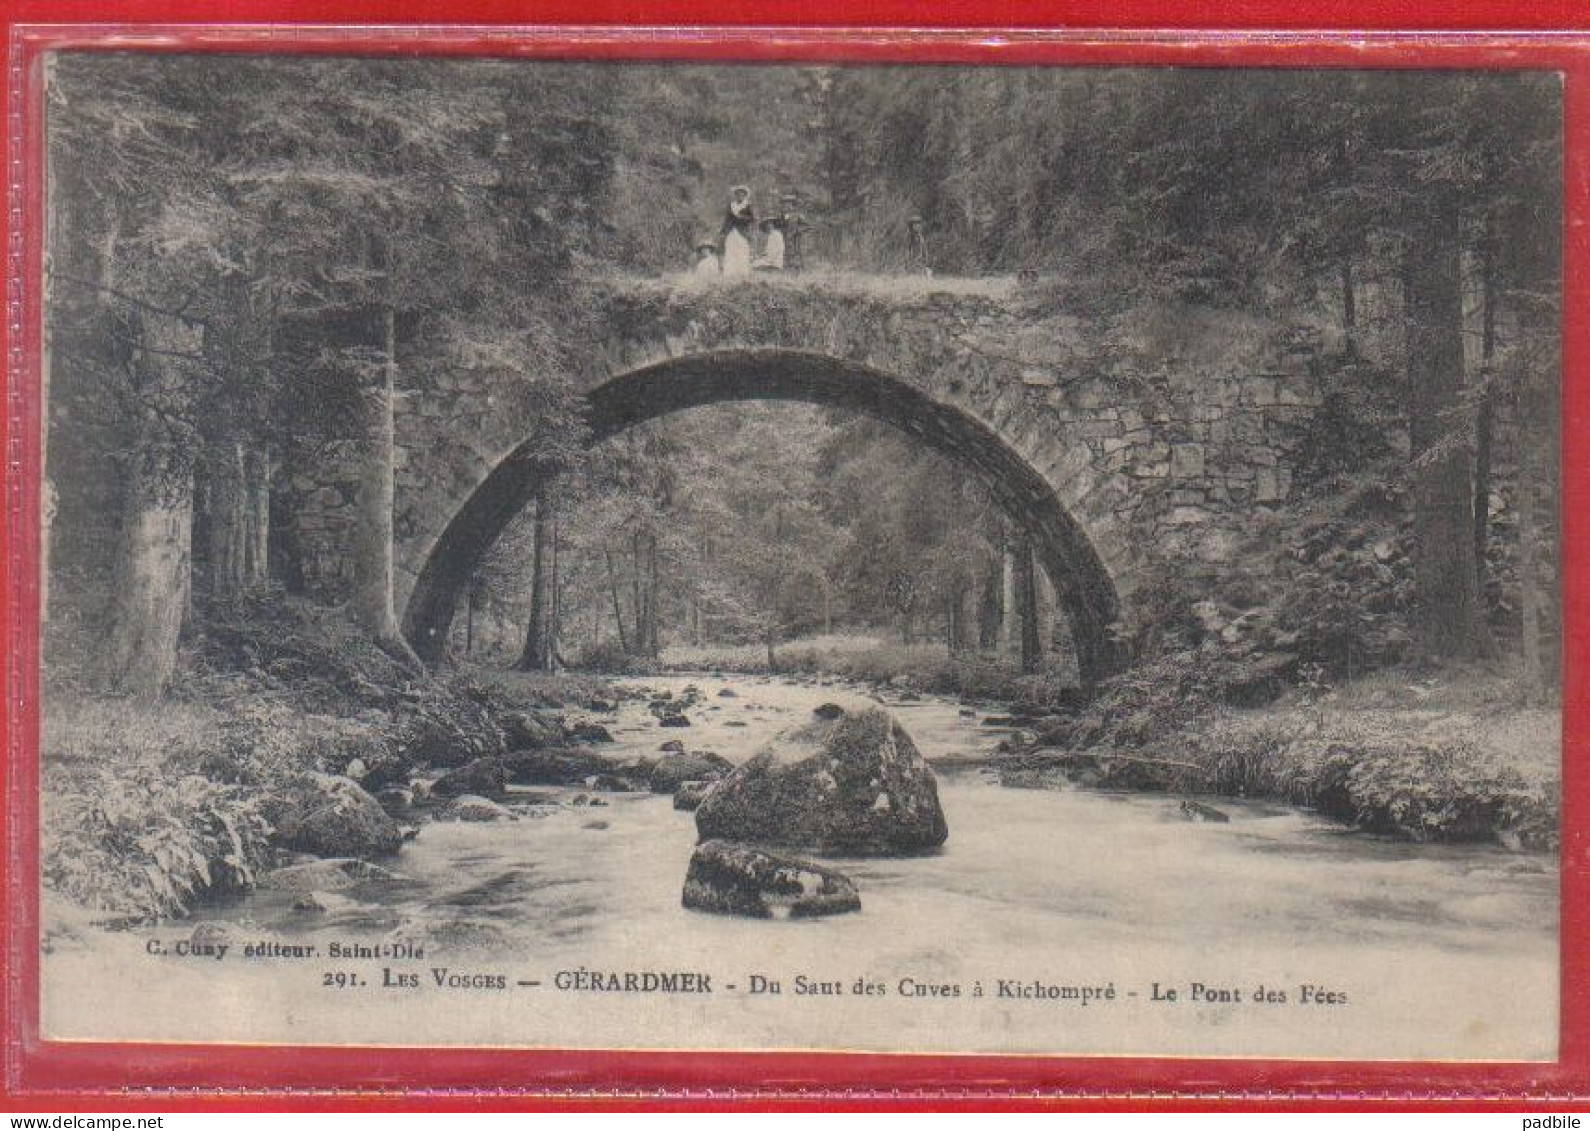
[1334,741,1558,848]
[568,638,651,674]
[1034,649,1222,753]
[44,759,271,920]
[1198,724,1292,798]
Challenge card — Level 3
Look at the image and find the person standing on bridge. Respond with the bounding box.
[692,239,720,276]
[778,193,811,272]
[906,214,932,276]
[719,185,757,276]
[757,216,786,271]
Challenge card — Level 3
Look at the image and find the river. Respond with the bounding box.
[41,672,1559,1060]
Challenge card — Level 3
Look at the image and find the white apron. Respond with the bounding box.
[722,228,753,275]
[761,227,785,270]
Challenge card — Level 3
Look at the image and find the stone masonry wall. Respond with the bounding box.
[287,273,1328,644]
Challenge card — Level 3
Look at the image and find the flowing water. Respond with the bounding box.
[42,673,1559,1060]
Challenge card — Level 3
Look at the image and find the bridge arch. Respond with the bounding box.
[400,348,1126,684]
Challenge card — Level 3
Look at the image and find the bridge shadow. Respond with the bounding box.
[401,349,1124,686]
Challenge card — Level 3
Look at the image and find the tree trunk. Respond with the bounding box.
[244,443,271,589]
[100,317,200,698]
[1473,391,1495,585]
[201,436,271,603]
[1518,469,1543,691]
[1036,565,1057,658]
[1049,595,1082,689]
[1515,305,1553,692]
[351,306,419,669]
[203,442,244,600]
[103,455,193,697]
[645,533,661,657]
[267,478,306,595]
[694,536,711,645]
[1473,222,1498,585]
[604,547,630,654]
[1404,198,1492,661]
[1014,538,1043,673]
[517,492,556,671]
[198,266,272,606]
[978,556,1003,651]
[999,549,1015,656]
[549,508,562,667]
[1340,254,1357,351]
[629,531,648,657]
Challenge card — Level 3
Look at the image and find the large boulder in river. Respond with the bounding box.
[682,840,860,919]
[502,711,564,750]
[357,756,412,794]
[564,721,616,745]
[269,774,404,859]
[430,757,507,799]
[501,746,612,785]
[695,708,948,855]
[650,751,733,794]
[398,702,505,768]
[437,794,515,823]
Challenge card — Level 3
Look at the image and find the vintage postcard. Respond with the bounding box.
[33,49,1561,1062]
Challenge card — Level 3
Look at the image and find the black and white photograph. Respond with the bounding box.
[36,52,1563,1059]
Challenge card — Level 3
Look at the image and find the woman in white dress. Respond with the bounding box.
[692,240,720,276]
[757,217,786,270]
[719,185,756,276]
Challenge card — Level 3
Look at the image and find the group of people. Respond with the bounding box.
[693,185,810,276]
[691,184,936,277]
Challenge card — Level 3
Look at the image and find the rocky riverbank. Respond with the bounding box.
[989,665,1560,852]
[41,597,647,927]
[653,633,1560,854]
[42,597,1558,941]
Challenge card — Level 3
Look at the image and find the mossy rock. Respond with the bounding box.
[695,709,948,855]
[682,840,860,919]
[268,774,404,859]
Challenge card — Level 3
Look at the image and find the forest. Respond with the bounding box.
[38,56,1565,922]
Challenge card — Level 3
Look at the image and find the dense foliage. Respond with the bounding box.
[45,58,1562,695]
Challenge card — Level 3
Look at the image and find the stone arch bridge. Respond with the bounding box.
[292,273,1324,686]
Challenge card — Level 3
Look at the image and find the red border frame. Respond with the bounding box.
[5,13,1590,1110]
